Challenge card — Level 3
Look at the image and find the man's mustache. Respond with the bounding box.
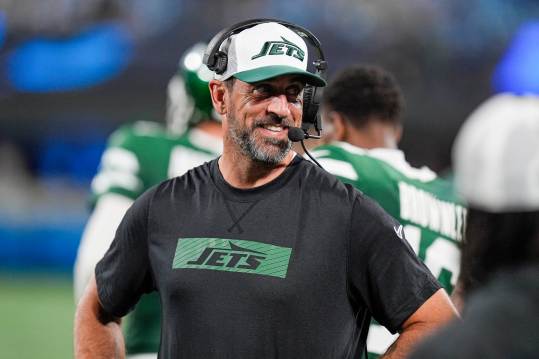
[252,114,294,129]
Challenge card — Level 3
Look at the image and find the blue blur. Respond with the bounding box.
[0,222,84,272]
[7,22,134,92]
[0,11,5,49]
[37,135,106,184]
[492,21,539,94]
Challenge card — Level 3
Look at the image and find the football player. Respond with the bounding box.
[312,64,466,358]
[74,42,222,359]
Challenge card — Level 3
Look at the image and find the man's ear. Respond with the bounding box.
[328,111,347,142]
[209,80,228,115]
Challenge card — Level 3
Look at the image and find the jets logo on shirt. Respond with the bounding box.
[173,238,292,278]
[186,242,266,270]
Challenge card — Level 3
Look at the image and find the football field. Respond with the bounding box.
[0,273,74,359]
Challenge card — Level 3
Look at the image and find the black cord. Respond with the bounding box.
[300,140,323,168]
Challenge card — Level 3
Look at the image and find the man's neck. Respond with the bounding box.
[344,122,399,150]
[218,148,296,189]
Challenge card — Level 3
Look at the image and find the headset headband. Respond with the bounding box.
[203,18,326,75]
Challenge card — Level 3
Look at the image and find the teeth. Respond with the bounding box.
[264,125,283,132]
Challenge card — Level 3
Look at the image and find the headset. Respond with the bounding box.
[203,18,328,136]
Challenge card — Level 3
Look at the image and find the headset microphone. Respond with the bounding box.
[288,127,321,142]
[288,127,323,168]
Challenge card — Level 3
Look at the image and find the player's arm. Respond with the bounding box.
[74,193,134,301]
[74,128,144,302]
[380,289,458,358]
[74,275,125,359]
[75,187,155,358]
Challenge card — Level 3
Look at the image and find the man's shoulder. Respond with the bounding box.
[312,141,371,165]
[296,155,361,202]
[108,121,178,152]
[91,122,181,197]
[312,142,451,189]
[311,142,394,182]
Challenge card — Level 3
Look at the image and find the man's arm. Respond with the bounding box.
[74,275,125,359]
[380,288,459,359]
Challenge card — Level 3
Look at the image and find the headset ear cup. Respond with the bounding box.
[302,85,322,132]
[312,86,323,132]
[302,86,314,127]
[215,51,228,74]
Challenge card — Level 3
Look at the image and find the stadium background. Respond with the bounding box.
[0,1,538,357]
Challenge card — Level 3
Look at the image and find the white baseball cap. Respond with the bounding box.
[453,93,539,212]
[214,22,326,87]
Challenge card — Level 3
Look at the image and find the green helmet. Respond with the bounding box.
[166,42,219,135]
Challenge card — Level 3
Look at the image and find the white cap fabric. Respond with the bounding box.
[214,22,326,87]
[453,93,539,212]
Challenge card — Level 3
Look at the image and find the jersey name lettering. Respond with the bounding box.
[399,181,466,241]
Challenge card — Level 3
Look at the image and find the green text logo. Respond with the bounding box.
[251,37,305,62]
[172,238,292,278]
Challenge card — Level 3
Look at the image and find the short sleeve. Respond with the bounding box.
[95,187,156,318]
[348,194,440,333]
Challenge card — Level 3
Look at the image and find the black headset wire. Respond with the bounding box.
[300,140,323,168]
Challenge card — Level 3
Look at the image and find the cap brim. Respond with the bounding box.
[234,65,326,87]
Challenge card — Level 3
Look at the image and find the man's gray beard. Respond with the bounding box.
[229,123,292,165]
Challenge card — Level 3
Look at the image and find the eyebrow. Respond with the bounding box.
[289,76,305,85]
[252,76,305,87]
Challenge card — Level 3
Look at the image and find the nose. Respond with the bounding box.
[267,94,292,119]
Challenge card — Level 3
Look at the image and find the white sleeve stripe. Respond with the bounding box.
[91,171,143,194]
[316,158,359,181]
[310,149,331,158]
[101,147,140,172]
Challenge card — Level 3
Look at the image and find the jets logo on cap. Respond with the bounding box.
[251,36,305,62]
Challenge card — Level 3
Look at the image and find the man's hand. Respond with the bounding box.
[74,275,125,359]
[380,288,459,359]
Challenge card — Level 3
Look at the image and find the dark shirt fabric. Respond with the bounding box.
[96,156,440,359]
[410,266,539,359]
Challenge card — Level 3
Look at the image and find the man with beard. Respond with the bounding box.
[74,20,457,359]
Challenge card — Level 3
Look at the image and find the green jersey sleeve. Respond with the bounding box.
[91,121,171,202]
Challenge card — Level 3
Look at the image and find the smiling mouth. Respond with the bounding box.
[260,124,289,133]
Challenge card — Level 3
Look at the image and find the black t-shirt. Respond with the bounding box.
[96,156,440,359]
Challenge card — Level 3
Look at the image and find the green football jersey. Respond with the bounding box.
[312,141,466,358]
[91,121,222,354]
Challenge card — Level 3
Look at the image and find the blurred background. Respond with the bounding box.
[1,0,539,357]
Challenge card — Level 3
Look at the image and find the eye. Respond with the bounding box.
[252,84,272,97]
[286,85,303,102]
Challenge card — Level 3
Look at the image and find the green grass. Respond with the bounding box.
[0,273,75,359]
